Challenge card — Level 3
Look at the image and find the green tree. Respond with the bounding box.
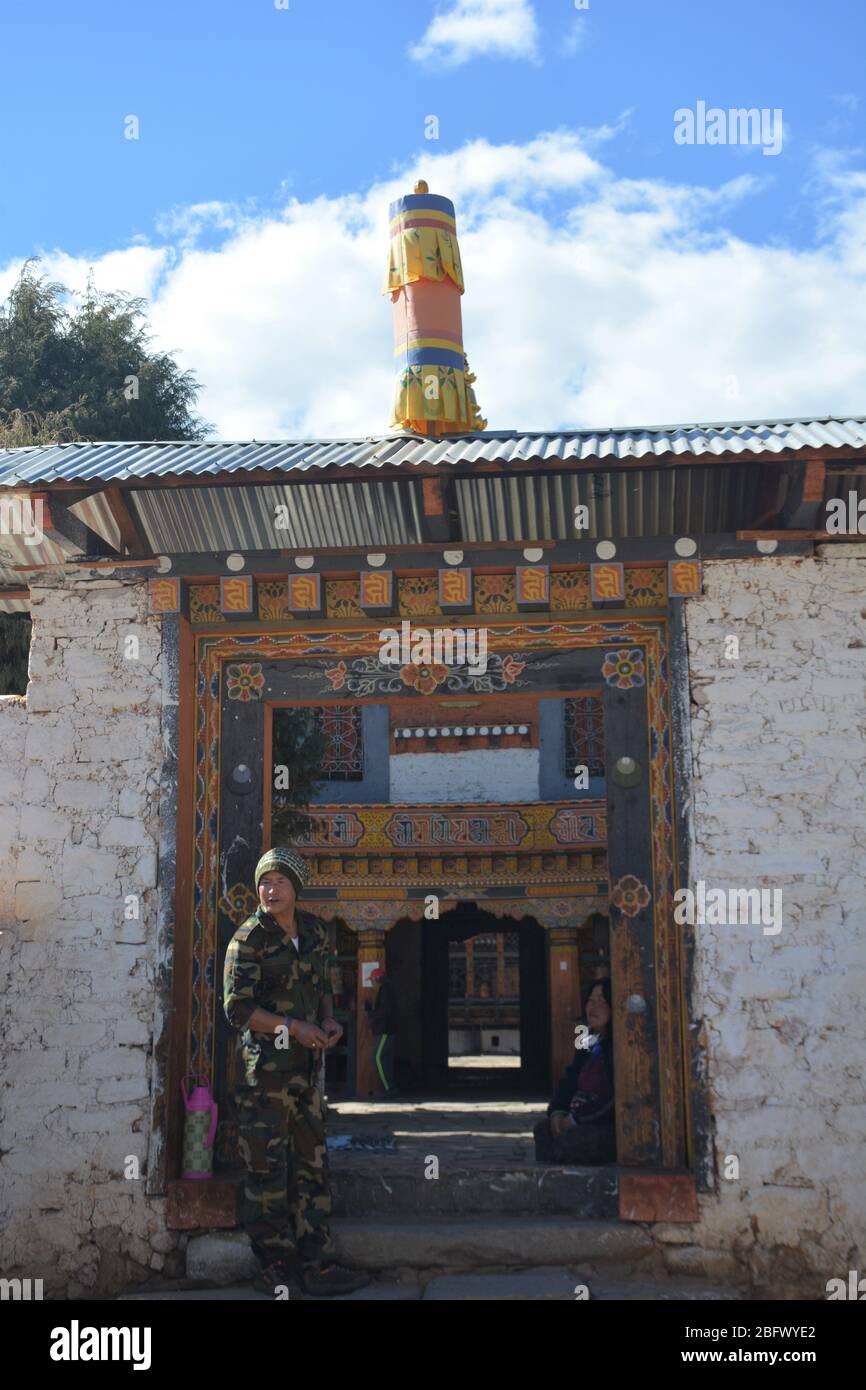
[0,261,211,440]
[0,263,212,693]
[0,407,81,447]
[271,709,328,843]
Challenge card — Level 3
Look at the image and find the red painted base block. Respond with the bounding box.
[166,1179,240,1230]
[619,1172,699,1223]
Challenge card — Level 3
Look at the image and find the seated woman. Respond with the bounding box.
[533,977,616,1165]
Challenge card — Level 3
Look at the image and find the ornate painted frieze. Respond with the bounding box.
[327,579,363,618]
[601,649,646,689]
[220,575,254,616]
[359,570,394,614]
[315,650,542,697]
[398,575,441,617]
[295,801,606,853]
[287,573,323,615]
[258,578,290,621]
[438,566,473,613]
[189,583,225,624]
[591,562,625,604]
[187,566,670,626]
[308,893,610,933]
[516,565,550,610]
[149,577,181,613]
[551,570,592,610]
[475,573,516,613]
[667,559,702,598]
[625,568,667,607]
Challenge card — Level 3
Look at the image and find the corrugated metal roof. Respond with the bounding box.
[453,462,766,542]
[125,464,766,554]
[0,491,121,584]
[0,416,863,486]
[133,480,425,553]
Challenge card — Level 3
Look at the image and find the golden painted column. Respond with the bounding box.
[547,924,582,1088]
[355,928,387,1098]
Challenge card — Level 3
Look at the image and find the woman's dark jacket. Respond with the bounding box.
[371,979,398,1034]
[547,1032,614,1120]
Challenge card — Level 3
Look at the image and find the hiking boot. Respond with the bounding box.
[301,1262,372,1297]
[253,1259,305,1299]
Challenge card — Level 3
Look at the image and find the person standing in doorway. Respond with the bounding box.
[370,964,399,1097]
[223,846,371,1297]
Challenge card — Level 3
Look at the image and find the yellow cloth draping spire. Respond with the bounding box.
[389,361,487,435]
[383,225,465,294]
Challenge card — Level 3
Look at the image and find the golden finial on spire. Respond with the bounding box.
[414,179,429,194]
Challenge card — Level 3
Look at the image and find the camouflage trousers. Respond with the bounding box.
[235,1082,338,1272]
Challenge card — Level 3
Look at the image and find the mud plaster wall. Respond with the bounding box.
[0,567,185,1297]
[656,548,866,1297]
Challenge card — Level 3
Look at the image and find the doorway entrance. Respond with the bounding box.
[409,905,548,1094]
[182,613,689,1185]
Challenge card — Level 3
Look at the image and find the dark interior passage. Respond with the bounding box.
[384,904,549,1094]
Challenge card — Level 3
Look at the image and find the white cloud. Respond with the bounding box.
[155,201,254,250]
[410,0,540,67]
[2,130,865,437]
[0,246,168,309]
[560,15,589,58]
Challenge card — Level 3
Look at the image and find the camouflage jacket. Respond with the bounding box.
[223,906,332,1088]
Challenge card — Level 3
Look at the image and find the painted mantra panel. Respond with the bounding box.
[296,802,607,852]
[388,809,528,847]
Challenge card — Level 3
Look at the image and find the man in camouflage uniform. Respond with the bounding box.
[223,846,370,1297]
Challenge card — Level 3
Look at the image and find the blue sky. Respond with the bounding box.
[1,0,865,436]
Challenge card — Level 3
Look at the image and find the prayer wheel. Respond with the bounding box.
[384,180,486,435]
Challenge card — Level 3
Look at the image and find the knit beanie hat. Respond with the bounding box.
[254,847,309,898]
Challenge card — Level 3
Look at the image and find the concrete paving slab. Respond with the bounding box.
[306,1283,422,1301]
[119,1286,270,1300]
[119,1282,421,1301]
[422,1267,582,1300]
[588,1280,744,1300]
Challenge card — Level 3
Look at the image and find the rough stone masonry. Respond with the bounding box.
[0,566,184,1296]
[675,547,866,1295]
[0,551,864,1297]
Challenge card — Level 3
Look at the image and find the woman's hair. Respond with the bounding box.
[584,976,612,1030]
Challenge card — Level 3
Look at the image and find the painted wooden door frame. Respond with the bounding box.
[164,615,694,1181]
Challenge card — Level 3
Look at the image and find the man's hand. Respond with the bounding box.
[550,1111,576,1139]
[320,1018,343,1049]
[290,1020,330,1050]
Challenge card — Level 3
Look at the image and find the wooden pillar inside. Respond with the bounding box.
[547,924,582,1087]
[355,928,386,1098]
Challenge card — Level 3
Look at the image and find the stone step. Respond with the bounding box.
[334,1216,656,1272]
[184,1217,661,1287]
[121,1269,743,1302]
[329,1162,619,1218]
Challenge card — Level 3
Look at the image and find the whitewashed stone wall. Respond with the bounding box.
[660,548,866,1297]
[0,566,184,1297]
